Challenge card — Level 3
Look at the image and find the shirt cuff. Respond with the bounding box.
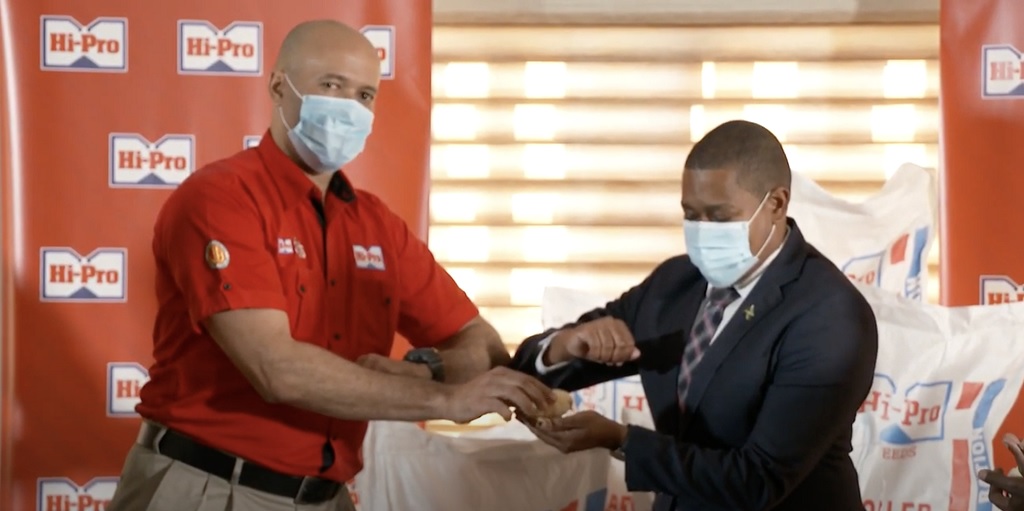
[534,332,571,374]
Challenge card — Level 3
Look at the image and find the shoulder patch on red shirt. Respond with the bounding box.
[205,240,230,270]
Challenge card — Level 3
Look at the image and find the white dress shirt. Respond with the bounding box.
[535,228,790,374]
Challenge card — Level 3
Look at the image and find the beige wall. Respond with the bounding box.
[434,0,939,24]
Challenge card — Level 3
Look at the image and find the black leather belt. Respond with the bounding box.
[137,422,341,504]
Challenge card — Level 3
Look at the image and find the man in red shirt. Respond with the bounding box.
[107,20,553,511]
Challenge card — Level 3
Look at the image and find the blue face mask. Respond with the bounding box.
[279,75,374,173]
[683,193,775,288]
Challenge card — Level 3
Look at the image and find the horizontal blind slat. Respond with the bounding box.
[431,143,939,182]
[433,25,939,62]
[432,60,940,100]
[432,102,939,144]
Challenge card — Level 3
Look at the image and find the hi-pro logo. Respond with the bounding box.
[40,15,127,72]
[360,26,395,80]
[37,477,118,511]
[982,44,1024,99]
[979,275,1024,305]
[178,20,262,76]
[353,245,385,271]
[860,374,953,446]
[109,133,195,188]
[243,135,261,149]
[40,247,127,303]
[858,377,1004,511]
[842,251,884,288]
[107,362,150,417]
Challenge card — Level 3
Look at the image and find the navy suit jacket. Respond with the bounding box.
[510,220,878,511]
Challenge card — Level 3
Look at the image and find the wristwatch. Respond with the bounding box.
[611,447,626,461]
[611,427,629,461]
[403,347,445,382]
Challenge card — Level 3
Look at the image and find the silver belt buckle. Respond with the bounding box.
[295,476,340,504]
[136,421,168,454]
[295,476,314,504]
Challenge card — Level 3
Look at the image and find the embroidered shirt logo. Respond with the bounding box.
[353,245,385,271]
[277,238,294,255]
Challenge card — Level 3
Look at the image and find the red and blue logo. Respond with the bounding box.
[39,247,127,302]
[360,26,395,80]
[859,376,1004,511]
[177,20,262,76]
[40,15,127,72]
[106,362,149,417]
[37,477,118,511]
[109,133,195,188]
[893,226,930,301]
[980,275,1024,305]
[982,45,1024,99]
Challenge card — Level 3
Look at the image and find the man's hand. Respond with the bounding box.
[356,353,431,380]
[546,317,640,366]
[980,468,1024,511]
[439,367,555,424]
[1005,433,1024,474]
[519,410,627,454]
[978,433,1024,510]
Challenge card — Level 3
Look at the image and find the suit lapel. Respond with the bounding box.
[678,220,808,433]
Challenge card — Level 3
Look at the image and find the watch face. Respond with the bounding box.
[407,349,436,363]
[406,349,444,381]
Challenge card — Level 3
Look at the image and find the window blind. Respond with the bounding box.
[428,23,941,355]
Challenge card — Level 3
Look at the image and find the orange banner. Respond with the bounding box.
[940,0,1024,472]
[0,0,432,509]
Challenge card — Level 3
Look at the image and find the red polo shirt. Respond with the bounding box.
[136,132,478,483]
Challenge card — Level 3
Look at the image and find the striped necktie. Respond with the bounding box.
[677,286,740,412]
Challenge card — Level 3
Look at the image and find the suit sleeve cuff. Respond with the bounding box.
[535,332,570,374]
[621,424,675,493]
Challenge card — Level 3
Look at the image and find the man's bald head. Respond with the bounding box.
[273,20,379,75]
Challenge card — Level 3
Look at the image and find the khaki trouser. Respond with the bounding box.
[107,439,356,511]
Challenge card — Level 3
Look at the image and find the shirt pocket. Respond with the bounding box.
[350,269,399,355]
[283,266,321,342]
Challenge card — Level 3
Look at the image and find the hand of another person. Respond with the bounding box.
[519,410,627,454]
[980,468,1024,511]
[356,353,431,380]
[547,317,640,366]
[978,433,1024,510]
[1005,433,1024,475]
[440,367,555,424]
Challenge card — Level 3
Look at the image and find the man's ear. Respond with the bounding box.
[268,71,285,104]
[770,187,790,219]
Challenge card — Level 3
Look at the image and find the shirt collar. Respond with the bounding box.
[254,130,356,206]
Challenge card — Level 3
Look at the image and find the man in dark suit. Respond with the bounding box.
[511,120,879,511]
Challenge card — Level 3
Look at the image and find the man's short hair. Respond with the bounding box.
[685,120,792,195]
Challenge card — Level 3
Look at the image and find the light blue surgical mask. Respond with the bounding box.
[279,75,374,173]
[683,193,776,288]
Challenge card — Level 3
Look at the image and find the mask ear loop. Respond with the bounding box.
[749,192,777,259]
[283,74,304,100]
[278,74,304,130]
